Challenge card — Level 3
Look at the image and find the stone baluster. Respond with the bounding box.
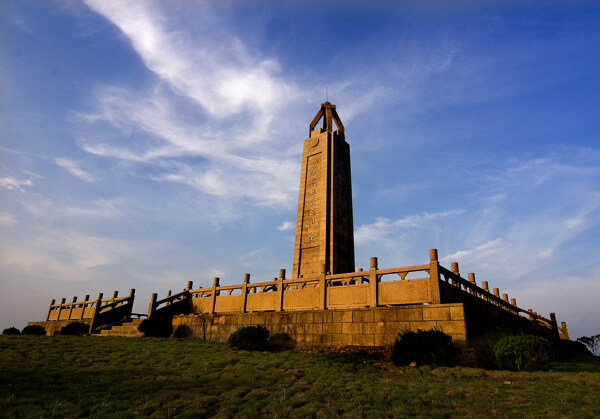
[429,249,441,304]
[46,299,56,321]
[210,278,219,314]
[369,257,379,307]
[451,262,460,287]
[241,274,250,313]
[277,269,285,312]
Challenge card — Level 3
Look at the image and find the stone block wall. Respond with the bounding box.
[172,303,468,347]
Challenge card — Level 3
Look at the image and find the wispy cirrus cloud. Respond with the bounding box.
[75,1,308,214]
[355,209,465,245]
[0,212,17,227]
[0,176,34,192]
[55,158,97,182]
[84,0,297,119]
[0,228,166,283]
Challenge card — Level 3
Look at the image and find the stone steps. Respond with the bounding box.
[98,319,144,337]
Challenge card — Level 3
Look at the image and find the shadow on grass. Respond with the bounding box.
[550,355,600,373]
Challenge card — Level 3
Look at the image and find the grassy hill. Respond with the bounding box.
[1,335,599,418]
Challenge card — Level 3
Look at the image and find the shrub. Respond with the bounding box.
[494,335,555,371]
[391,329,454,366]
[138,317,173,338]
[2,327,21,335]
[555,339,591,360]
[22,325,46,335]
[59,322,89,336]
[228,326,269,350]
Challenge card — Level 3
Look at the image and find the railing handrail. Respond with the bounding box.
[48,294,132,310]
[184,254,557,333]
[154,290,190,308]
[97,295,134,313]
[437,265,553,326]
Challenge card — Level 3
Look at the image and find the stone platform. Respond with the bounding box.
[172,304,468,347]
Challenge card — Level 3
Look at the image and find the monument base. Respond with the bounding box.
[172,301,557,349]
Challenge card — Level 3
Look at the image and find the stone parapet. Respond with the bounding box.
[172,303,468,348]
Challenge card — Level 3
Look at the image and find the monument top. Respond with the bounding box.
[309,101,345,136]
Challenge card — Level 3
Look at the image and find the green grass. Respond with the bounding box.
[1,335,599,418]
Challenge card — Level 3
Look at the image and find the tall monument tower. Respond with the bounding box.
[292,102,355,278]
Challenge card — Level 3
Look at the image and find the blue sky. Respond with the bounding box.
[1,1,599,338]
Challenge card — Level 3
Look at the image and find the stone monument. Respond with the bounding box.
[292,102,355,278]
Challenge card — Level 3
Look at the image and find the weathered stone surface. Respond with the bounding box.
[292,102,354,278]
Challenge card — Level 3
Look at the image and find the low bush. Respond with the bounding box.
[22,325,46,335]
[2,327,21,335]
[391,329,454,366]
[59,322,89,336]
[228,325,269,350]
[138,317,173,338]
[494,335,555,371]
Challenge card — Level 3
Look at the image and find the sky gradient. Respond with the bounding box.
[1,1,599,338]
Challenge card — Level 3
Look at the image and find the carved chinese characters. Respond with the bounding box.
[303,155,320,247]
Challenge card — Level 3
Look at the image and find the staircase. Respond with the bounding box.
[98,319,144,337]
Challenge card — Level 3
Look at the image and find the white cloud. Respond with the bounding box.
[443,238,502,262]
[0,229,164,282]
[277,221,294,231]
[73,3,308,216]
[55,158,97,182]
[0,176,34,192]
[355,209,465,244]
[84,0,298,118]
[0,212,17,227]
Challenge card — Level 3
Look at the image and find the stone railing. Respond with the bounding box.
[187,257,435,315]
[433,252,561,337]
[147,282,193,320]
[182,249,565,338]
[45,289,136,333]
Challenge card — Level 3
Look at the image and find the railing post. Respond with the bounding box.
[550,313,560,340]
[493,288,500,306]
[166,290,172,305]
[319,264,327,310]
[81,295,89,319]
[210,278,219,314]
[111,290,118,304]
[67,296,77,320]
[429,249,442,304]
[357,268,364,284]
[468,273,476,295]
[482,281,489,302]
[241,274,250,313]
[560,321,570,340]
[186,281,193,290]
[147,293,157,319]
[89,292,103,334]
[46,299,55,321]
[369,257,378,307]
[451,262,460,287]
[127,289,135,318]
[276,269,285,312]
[58,298,66,320]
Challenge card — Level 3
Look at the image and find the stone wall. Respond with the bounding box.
[172,303,468,347]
